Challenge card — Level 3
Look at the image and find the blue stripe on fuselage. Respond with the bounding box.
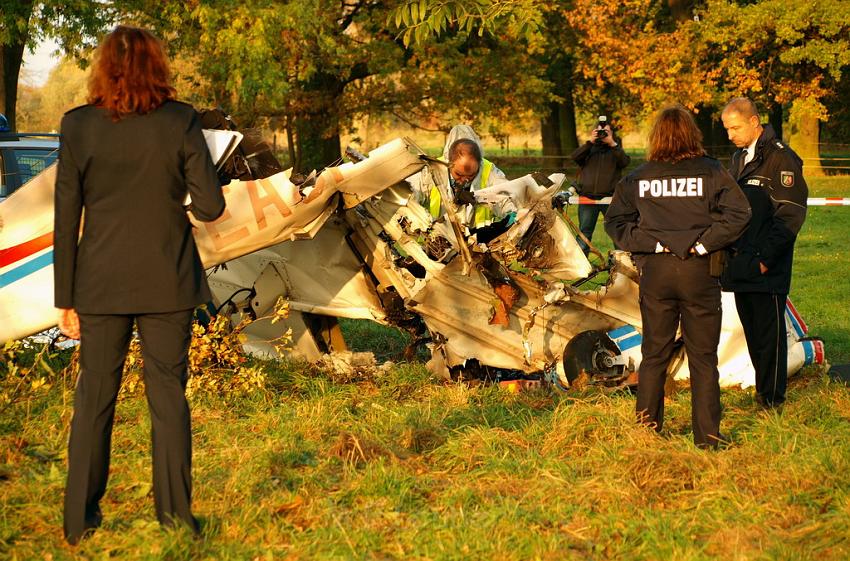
[608,325,636,339]
[617,333,642,351]
[0,250,53,289]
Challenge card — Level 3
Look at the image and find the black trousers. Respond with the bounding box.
[64,309,197,544]
[637,254,722,447]
[734,292,788,406]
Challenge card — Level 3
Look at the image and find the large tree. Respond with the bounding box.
[127,0,552,172]
[391,0,712,157]
[690,0,850,172]
[393,0,850,168]
[1,1,113,131]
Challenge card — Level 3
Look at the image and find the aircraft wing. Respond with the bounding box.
[0,137,427,343]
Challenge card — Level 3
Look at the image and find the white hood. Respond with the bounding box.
[442,124,485,161]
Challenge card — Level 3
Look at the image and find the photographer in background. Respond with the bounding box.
[569,116,631,255]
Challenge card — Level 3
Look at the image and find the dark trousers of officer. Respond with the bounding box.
[637,254,723,447]
[576,203,609,255]
[64,309,198,544]
[734,292,788,406]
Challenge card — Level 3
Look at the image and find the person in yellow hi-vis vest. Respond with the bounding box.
[421,124,507,234]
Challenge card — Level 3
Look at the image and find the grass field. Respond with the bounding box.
[1,177,848,560]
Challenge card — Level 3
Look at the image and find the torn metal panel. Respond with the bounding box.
[208,217,385,320]
[233,312,316,360]
[567,252,643,329]
[473,172,565,209]
[192,138,428,268]
[408,258,624,372]
[487,205,593,281]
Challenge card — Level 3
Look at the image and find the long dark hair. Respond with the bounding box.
[647,105,705,163]
[87,25,176,120]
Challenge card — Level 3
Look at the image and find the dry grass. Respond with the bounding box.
[2,360,850,560]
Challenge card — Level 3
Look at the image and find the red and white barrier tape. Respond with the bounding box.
[567,196,612,205]
[567,196,850,206]
[806,198,850,206]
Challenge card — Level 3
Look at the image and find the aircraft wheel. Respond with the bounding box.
[561,330,623,387]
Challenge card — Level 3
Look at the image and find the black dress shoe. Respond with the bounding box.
[65,507,103,545]
[697,432,731,450]
[65,523,97,546]
[756,395,785,412]
[160,513,201,537]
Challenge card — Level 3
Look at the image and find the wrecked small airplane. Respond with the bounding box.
[204,139,824,390]
[0,124,824,390]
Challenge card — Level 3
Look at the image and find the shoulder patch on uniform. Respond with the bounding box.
[774,140,785,149]
[780,171,795,187]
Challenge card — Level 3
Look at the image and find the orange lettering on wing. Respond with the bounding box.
[204,185,250,251]
[247,179,293,230]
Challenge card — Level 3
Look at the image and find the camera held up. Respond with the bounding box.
[594,115,609,144]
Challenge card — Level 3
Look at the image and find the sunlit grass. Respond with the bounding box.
[3,363,850,560]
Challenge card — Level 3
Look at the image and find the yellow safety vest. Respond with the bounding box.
[429,158,494,228]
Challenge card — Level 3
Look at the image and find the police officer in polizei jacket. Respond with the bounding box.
[605,104,751,449]
[720,97,808,409]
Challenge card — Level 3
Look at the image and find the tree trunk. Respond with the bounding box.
[295,117,340,174]
[0,0,32,133]
[667,0,695,22]
[769,102,783,143]
[787,100,823,176]
[694,106,725,157]
[1,39,28,132]
[540,52,578,169]
[292,74,344,174]
[558,85,578,155]
[285,119,296,170]
[540,101,562,167]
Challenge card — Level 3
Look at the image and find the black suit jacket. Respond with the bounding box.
[54,101,226,314]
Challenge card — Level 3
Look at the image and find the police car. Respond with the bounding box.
[0,114,59,202]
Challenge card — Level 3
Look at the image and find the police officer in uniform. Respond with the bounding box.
[605,105,751,448]
[720,97,808,409]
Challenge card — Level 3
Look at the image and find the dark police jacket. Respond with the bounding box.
[569,140,631,198]
[54,101,226,314]
[605,156,751,260]
[720,125,807,295]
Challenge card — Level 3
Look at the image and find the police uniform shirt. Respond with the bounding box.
[743,137,757,166]
[605,156,751,259]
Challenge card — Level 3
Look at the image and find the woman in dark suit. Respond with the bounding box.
[54,25,225,544]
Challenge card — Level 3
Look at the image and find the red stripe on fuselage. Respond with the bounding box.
[785,297,808,334]
[0,232,54,269]
[814,340,825,364]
